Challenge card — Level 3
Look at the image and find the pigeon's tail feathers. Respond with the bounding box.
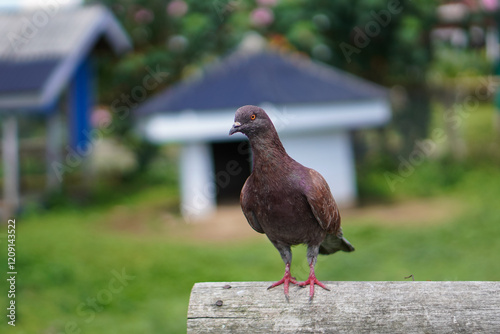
[319,233,355,255]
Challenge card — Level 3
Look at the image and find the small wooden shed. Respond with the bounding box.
[0,4,131,217]
[137,49,391,221]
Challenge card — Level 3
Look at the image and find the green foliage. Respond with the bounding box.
[358,102,499,200]
[429,46,493,79]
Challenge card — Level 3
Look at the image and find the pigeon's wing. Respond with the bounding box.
[240,177,265,234]
[304,169,341,234]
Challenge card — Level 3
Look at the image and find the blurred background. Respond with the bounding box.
[1,0,500,333]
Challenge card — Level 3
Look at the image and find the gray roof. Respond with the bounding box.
[136,50,388,115]
[0,5,131,111]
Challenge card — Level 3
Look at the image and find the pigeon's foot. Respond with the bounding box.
[298,266,330,301]
[267,262,297,301]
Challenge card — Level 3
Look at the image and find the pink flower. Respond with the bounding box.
[167,0,188,18]
[482,0,499,11]
[91,107,112,128]
[250,7,274,27]
[134,8,154,24]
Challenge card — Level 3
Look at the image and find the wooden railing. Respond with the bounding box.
[187,281,500,333]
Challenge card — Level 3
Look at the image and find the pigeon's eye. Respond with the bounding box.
[250,114,256,120]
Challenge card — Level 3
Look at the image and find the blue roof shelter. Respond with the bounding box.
[136,51,387,114]
[137,48,391,221]
[0,5,131,217]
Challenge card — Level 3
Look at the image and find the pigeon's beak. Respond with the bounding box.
[229,121,241,135]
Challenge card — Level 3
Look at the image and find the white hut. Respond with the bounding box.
[137,49,391,221]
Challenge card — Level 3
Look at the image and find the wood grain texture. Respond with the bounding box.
[187,281,500,333]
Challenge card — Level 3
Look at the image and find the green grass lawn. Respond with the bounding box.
[1,104,499,333]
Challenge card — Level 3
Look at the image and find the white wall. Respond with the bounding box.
[179,142,216,221]
[281,130,356,207]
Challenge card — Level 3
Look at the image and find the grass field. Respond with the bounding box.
[1,104,499,333]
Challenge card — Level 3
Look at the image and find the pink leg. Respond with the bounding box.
[268,262,297,301]
[298,262,330,301]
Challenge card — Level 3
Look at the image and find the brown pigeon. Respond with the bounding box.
[229,105,354,301]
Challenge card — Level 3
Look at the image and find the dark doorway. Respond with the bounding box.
[211,140,251,204]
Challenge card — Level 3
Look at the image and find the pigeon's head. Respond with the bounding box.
[229,105,274,137]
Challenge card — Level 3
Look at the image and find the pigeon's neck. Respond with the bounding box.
[248,129,290,171]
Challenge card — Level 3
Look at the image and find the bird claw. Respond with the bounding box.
[297,275,330,301]
[267,275,298,289]
[268,272,298,301]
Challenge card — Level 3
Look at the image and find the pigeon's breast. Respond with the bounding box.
[248,173,326,246]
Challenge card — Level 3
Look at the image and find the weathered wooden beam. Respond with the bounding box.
[187,281,500,333]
